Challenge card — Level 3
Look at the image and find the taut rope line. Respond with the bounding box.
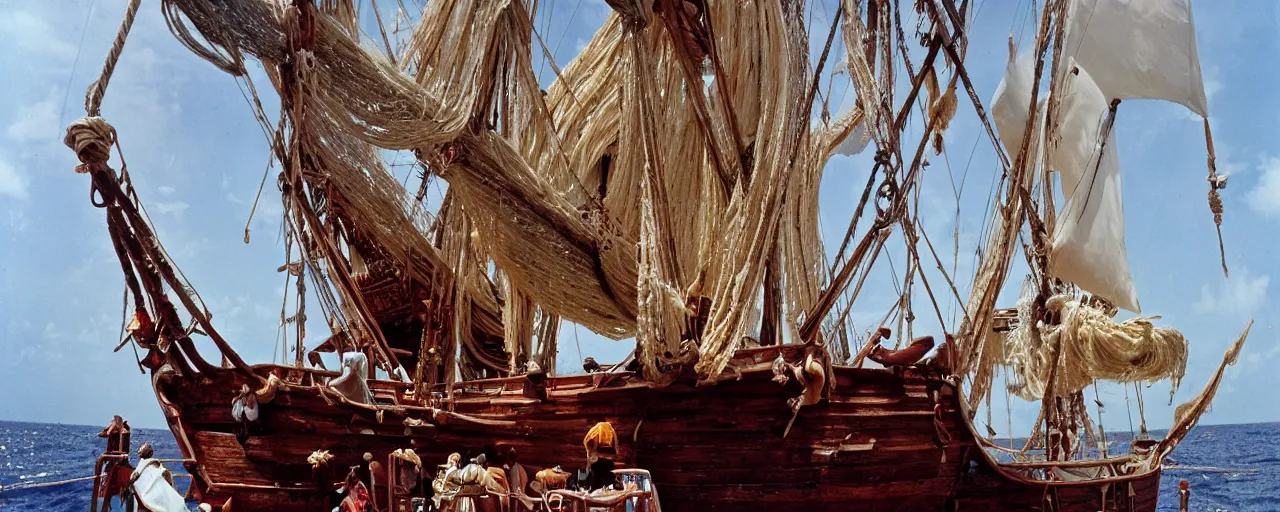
[85,0,143,117]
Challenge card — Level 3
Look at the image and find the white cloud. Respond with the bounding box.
[43,322,62,340]
[72,313,121,348]
[170,236,211,260]
[154,201,190,216]
[0,157,30,200]
[1193,267,1270,319]
[0,10,77,63]
[157,186,176,195]
[1218,155,1245,179]
[7,208,30,232]
[6,92,61,143]
[1247,157,1280,218]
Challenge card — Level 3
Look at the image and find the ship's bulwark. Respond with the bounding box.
[153,353,1158,511]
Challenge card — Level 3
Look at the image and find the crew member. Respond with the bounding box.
[576,422,619,491]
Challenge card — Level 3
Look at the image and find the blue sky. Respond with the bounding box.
[0,0,1275,436]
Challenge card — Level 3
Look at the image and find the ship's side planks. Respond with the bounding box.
[154,352,1159,511]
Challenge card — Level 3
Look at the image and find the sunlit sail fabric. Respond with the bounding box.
[1063,0,1209,117]
[1048,61,1140,313]
[990,37,1036,159]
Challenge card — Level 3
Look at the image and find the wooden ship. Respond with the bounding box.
[61,0,1251,510]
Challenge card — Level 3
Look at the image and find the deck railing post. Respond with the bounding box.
[1178,479,1190,512]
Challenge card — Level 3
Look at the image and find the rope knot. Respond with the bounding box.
[64,117,117,173]
[873,149,891,166]
[1208,188,1224,224]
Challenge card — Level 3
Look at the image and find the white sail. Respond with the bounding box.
[991,37,1036,158]
[1049,62,1141,313]
[1063,0,1208,117]
[1051,61,1109,200]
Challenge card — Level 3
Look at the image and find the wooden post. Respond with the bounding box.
[1178,479,1190,512]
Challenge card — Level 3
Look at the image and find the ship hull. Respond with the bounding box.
[152,345,1161,511]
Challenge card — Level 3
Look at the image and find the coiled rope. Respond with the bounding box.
[64,116,117,172]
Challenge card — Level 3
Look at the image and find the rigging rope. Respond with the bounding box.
[1124,382,1136,439]
[0,472,193,494]
[85,0,143,117]
[0,475,99,493]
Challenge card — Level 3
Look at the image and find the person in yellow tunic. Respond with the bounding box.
[577,422,619,491]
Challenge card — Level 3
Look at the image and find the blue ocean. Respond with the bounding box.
[0,420,1275,511]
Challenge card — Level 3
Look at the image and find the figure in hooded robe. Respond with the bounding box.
[330,350,374,405]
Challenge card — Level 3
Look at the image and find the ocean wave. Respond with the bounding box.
[18,471,51,480]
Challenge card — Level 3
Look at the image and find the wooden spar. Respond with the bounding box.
[800,59,952,344]
[864,0,879,79]
[293,241,307,368]
[804,0,979,344]
[1039,327,1066,460]
[88,168,260,382]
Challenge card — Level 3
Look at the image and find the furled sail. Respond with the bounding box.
[1062,0,1209,118]
[693,0,811,380]
[1048,61,1141,313]
[1000,280,1186,402]
[164,0,642,338]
